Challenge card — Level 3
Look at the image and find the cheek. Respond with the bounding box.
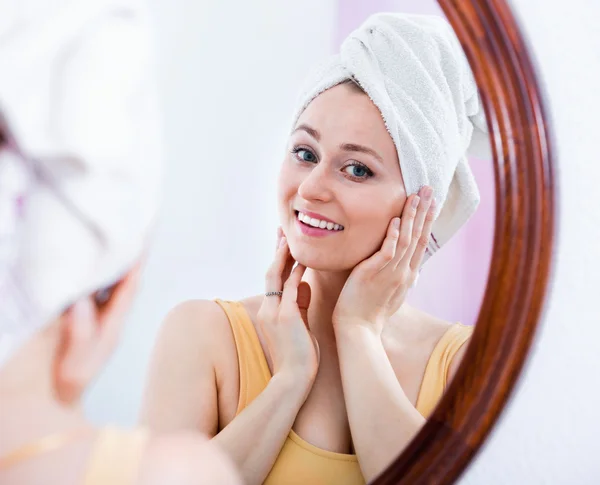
[277,164,295,201]
[277,164,301,230]
[381,183,408,219]
[350,191,405,245]
[345,200,387,251]
[389,195,406,219]
[364,211,392,246]
[348,192,401,228]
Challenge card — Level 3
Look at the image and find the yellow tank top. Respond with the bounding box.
[215,299,473,485]
[0,426,148,485]
[82,427,149,485]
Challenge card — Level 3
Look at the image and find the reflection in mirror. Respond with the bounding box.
[85,1,493,484]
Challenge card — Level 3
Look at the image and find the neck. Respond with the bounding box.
[0,336,90,455]
[302,268,418,338]
[303,268,351,340]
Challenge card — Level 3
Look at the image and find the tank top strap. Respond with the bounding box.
[214,299,272,414]
[82,427,149,485]
[415,323,473,418]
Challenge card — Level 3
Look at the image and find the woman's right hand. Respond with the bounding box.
[257,228,320,391]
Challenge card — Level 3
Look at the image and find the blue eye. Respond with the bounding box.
[343,163,373,179]
[293,148,317,163]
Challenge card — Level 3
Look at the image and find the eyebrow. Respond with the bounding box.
[339,143,384,165]
[293,124,320,141]
[293,124,384,165]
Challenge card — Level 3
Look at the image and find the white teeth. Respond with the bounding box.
[296,212,343,231]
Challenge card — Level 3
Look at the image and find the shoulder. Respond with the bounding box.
[156,299,233,357]
[161,296,263,332]
[152,296,266,379]
[383,308,451,359]
[384,308,472,381]
[162,299,229,329]
[238,294,263,322]
[146,299,239,397]
[137,431,242,485]
[446,323,473,381]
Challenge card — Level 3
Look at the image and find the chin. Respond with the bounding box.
[289,244,358,273]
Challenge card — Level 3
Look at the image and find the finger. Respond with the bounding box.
[263,236,291,306]
[398,186,433,268]
[410,197,436,270]
[274,227,296,286]
[359,216,401,274]
[280,250,296,287]
[297,281,312,330]
[279,264,307,317]
[312,334,320,366]
[275,226,283,252]
[391,194,419,265]
[297,280,319,366]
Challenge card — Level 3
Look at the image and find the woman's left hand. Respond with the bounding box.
[332,186,436,335]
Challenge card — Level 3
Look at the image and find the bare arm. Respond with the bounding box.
[139,300,310,485]
[139,432,244,485]
[139,302,221,437]
[336,324,471,481]
[212,372,308,483]
[330,188,456,480]
[335,325,426,482]
[141,238,319,485]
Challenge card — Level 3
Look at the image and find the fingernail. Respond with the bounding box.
[412,196,420,209]
[279,236,287,248]
[393,217,400,228]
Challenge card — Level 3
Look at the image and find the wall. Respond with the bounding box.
[84,0,339,425]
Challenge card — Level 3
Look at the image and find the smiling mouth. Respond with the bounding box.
[295,211,344,231]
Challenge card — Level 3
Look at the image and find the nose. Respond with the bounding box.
[297,162,334,203]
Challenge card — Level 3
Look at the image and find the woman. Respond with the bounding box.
[0,1,241,484]
[141,12,488,485]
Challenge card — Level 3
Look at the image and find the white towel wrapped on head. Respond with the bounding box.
[0,0,162,367]
[291,12,490,265]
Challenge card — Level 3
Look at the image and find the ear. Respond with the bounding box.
[53,296,98,404]
[53,261,144,404]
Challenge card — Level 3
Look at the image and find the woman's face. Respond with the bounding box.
[277,82,407,272]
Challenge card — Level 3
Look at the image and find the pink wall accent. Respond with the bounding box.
[336,0,495,325]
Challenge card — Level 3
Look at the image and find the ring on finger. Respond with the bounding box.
[265,291,283,297]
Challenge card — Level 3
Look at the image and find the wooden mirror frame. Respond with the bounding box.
[372,1,556,484]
